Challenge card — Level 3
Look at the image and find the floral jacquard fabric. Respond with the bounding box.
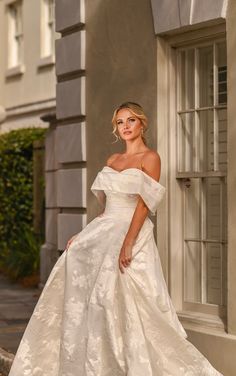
[9,166,224,375]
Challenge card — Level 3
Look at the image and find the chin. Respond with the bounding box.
[123,134,133,139]
[123,137,133,141]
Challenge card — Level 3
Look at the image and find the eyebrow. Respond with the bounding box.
[116,116,135,122]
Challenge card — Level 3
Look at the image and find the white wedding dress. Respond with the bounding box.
[9,166,224,376]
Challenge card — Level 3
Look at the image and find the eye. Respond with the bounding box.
[129,118,135,122]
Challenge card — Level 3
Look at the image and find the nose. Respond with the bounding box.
[124,119,130,129]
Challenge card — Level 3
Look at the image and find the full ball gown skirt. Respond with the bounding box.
[8,166,223,376]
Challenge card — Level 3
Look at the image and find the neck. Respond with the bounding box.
[124,138,147,155]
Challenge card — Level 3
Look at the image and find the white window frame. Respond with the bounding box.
[176,39,227,318]
[6,0,25,77]
[38,0,55,68]
[157,25,227,332]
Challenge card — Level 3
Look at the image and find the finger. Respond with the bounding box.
[124,248,132,266]
[123,258,130,268]
[124,255,132,267]
[119,263,124,273]
[123,259,129,267]
[119,258,124,273]
[120,260,125,273]
[66,238,73,250]
[67,238,73,248]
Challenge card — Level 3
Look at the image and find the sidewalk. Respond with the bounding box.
[0,274,41,375]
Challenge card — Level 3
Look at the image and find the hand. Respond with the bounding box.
[118,239,135,274]
[65,235,77,251]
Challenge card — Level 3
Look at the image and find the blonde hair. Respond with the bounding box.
[111,102,148,145]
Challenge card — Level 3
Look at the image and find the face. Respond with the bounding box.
[115,108,143,141]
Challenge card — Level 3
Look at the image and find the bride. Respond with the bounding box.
[8,102,223,375]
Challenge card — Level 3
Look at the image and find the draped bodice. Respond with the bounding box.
[103,191,139,217]
[91,166,166,216]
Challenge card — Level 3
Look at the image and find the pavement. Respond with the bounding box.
[0,274,41,375]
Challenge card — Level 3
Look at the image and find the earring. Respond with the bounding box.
[141,128,144,135]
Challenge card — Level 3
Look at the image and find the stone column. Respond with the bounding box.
[55,0,86,252]
[40,113,59,286]
[40,1,86,285]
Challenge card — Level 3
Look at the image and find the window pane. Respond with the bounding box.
[178,112,195,172]
[179,49,195,110]
[199,110,214,171]
[184,241,201,303]
[222,244,227,306]
[205,177,227,242]
[205,178,221,240]
[8,3,22,68]
[42,0,55,57]
[222,178,227,242]
[179,51,186,110]
[218,42,227,105]
[199,46,213,107]
[218,108,227,172]
[49,0,54,22]
[206,243,222,305]
[15,5,22,34]
[184,178,201,239]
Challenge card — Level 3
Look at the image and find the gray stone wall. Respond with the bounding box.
[55,0,86,252]
[150,0,227,34]
[40,0,86,284]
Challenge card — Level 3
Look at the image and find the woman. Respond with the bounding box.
[9,102,223,375]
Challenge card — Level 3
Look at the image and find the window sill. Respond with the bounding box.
[177,310,226,334]
[5,64,25,78]
[37,55,55,69]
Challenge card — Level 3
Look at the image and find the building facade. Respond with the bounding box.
[0,0,56,133]
[0,0,57,281]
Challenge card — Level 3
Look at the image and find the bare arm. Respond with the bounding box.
[118,151,161,273]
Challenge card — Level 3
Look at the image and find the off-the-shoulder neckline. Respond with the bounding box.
[101,165,164,187]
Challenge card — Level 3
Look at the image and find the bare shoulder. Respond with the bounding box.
[142,150,161,181]
[106,153,121,166]
[143,149,161,165]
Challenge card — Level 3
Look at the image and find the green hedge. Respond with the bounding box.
[0,128,46,280]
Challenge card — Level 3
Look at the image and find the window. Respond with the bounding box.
[7,1,23,69]
[41,0,55,58]
[176,40,227,316]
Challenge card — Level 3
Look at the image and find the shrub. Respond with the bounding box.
[0,128,46,280]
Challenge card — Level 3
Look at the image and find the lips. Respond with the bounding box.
[123,131,132,135]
